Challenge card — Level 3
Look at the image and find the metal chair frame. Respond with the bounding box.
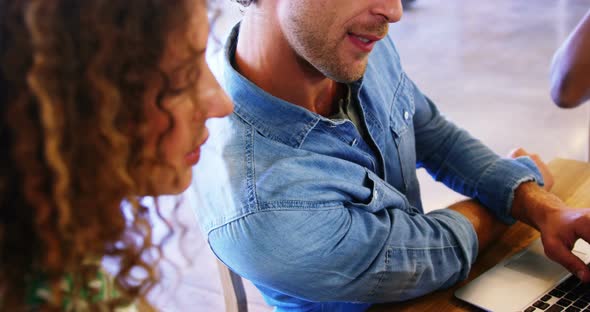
[217,260,248,312]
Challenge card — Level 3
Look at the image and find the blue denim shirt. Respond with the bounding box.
[193,24,543,312]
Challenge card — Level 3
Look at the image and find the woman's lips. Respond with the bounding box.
[185,147,201,166]
[185,132,209,166]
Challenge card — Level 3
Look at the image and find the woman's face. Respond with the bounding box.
[144,0,233,195]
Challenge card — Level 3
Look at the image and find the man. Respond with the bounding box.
[550,9,590,108]
[195,1,590,311]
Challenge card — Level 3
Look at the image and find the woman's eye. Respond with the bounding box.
[165,65,199,99]
[166,80,196,99]
[166,87,189,98]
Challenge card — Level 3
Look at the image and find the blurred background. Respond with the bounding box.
[146,0,590,311]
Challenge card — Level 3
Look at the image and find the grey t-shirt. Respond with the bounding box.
[330,84,369,141]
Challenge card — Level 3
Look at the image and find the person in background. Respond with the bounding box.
[0,0,232,310]
[195,0,590,311]
[550,9,590,108]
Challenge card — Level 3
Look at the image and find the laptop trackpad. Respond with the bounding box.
[455,239,590,312]
[504,240,567,281]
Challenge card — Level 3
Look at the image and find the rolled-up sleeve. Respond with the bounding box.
[412,83,544,224]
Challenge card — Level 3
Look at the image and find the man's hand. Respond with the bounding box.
[508,148,554,190]
[509,148,590,281]
[511,182,590,282]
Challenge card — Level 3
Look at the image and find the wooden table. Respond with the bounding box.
[370,158,590,312]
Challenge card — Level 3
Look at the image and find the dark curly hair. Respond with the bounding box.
[0,0,198,310]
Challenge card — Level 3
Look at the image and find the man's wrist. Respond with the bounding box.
[511,182,538,226]
[511,181,564,230]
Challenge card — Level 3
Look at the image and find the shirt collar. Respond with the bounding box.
[220,23,323,149]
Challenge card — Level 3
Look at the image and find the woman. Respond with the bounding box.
[0,0,232,310]
[550,9,590,108]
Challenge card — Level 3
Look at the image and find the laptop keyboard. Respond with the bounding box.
[524,274,590,312]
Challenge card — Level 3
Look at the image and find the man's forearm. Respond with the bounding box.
[448,199,509,251]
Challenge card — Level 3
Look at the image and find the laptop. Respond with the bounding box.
[455,238,590,311]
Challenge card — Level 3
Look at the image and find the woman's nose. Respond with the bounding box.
[199,66,234,119]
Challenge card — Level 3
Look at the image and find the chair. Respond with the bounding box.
[217,259,248,312]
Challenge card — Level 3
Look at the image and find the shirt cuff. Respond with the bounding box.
[475,156,544,225]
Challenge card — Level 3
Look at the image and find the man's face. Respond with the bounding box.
[277,0,403,83]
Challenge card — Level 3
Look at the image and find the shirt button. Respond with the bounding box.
[351,138,358,146]
[404,111,410,120]
[373,190,378,199]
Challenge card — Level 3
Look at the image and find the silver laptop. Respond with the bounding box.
[455,238,590,311]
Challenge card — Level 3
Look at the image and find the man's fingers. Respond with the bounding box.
[529,153,541,163]
[575,215,590,246]
[532,154,554,190]
[508,147,528,158]
[508,147,554,190]
[544,238,590,282]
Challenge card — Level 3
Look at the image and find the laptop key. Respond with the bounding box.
[574,300,589,309]
[566,307,581,312]
[546,306,565,312]
[558,276,582,292]
[571,286,588,297]
[534,301,551,309]
[542,295,555,302]
[551,289,567,298]
[566,292,583,301]
[558,299,573,307]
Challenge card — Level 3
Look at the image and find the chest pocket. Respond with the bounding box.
[389,73,415,137]
[388,74,420,205]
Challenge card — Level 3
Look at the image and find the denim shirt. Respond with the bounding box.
[193,24,543,312]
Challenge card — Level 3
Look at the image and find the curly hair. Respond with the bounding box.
[0,0,195,310]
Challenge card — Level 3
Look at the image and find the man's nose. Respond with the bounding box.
[371,0,403,23]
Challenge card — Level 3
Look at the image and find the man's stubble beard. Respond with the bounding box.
[286,16,368,83]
